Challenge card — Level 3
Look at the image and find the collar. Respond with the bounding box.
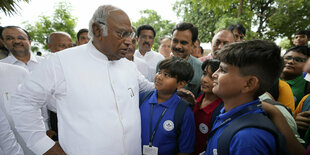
[5,51,38,64]
[196,93,222,113]
[285,74,304,86]
[88,40,109,61]
[218,99,261,121]
[147,90,180,108]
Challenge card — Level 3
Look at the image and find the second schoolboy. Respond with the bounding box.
[140,56,196,155]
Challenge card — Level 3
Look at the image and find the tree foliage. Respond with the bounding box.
[0,0,30,16]
[23,1,77,51]
[132,9,175,51]
[173,0,310,44]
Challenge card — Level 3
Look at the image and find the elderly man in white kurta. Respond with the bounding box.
[10,5,154,155]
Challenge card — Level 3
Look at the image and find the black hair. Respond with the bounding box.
[200,46,204,55]
[227,24,246,35]
[1,26,31,41]
[137,25,156,38]
[217,39,283,98]
[285,46,310,57]
[172,22,198,43]
[158,56,194,82]
[201,59,220,74]
[295,30,308,36]
[77,28,89,41]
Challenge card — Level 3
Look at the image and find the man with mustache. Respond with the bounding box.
[134,24,164,82]
[171,22,203,97]
[198,29,235,62]
[0,26,48,155]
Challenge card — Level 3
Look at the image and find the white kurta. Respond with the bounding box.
[134,50,164,82]
[10,42,154,155]
[0,62,27,155]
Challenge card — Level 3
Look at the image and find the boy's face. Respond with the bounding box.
[154,69,183,94]
[293,34,308,46]
[212,62,247,99]
[200,66,214,94]
[282,51,308,77]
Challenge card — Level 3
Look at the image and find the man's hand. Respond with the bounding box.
[46,130,57,139]
[43,142,66,155]
[295,111,310,130]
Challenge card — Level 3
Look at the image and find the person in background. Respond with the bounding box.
[76,28,90,46]
[293,30,309,47]
[227,24,246,42]
[47,31,73,53]
[158,36,171,59]
[191,39,203,58]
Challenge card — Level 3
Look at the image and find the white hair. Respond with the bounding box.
[88,5,120,38]
[47,31,72,44]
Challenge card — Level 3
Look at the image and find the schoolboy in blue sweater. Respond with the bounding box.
[205,40,285,155]
[140,56,196,155]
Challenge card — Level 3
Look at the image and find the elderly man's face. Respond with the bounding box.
[171,29,193,60]
[211,30,235,58]
[2,27,31,56]
[48,34,73,53]
[96,10,132,60]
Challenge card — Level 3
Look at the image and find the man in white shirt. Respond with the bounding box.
[0,62,28,155]
[0,26,49,155]
[10,5,154,155]
[134,24,164,82]
[125,26,150,80]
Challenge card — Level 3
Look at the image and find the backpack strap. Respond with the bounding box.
[217,113,288,155]
[209,101,224,130]
[139,91,154,107]
[174,99,189,153]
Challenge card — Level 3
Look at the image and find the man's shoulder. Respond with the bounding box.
[150,50,164,59]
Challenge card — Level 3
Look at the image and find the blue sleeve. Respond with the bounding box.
[178,107,196,153]
[230,128,276,155]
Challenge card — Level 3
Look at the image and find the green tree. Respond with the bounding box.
[173,0,310,43]
[0,0,30,16]
[23,1,77,52]
[132,9,175,51]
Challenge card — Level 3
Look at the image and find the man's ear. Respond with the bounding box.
[92,23,101,38]
[242,76,259,94]
[177,81,187,89]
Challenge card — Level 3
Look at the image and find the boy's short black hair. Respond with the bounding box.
[137,25,156,38]
[227,24,246,35]
[217,39,283,98]
[201,59,220,74]
[158,56,194,82]
[285,46,310,57]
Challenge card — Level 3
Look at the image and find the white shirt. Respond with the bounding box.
[0,62,26,155]
[133,56,151,81]
[10,42,154,155]
[134,50,164,82]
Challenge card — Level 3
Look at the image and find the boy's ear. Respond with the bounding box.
[177,81,187,89]
[242,76,259,94]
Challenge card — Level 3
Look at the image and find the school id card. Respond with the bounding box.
[143,145,158,155]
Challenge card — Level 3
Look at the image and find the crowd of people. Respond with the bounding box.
[0,4,310,155]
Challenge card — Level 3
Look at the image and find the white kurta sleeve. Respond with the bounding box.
[136,64,155,92]
[0,105,24,155]
[10,55,65,154]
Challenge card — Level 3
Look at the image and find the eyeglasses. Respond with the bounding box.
[115,31,136,39]
[283,56,307,63]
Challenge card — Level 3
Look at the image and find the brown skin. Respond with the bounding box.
[295,110,310,130]
[211,30,235,58]
[293,34,308,46]
[76,32,90,46]
[44,9,133,154]
[47,33,73,53]
[171,30,193,60]
[2,27,31,64]
[137,30,154,56]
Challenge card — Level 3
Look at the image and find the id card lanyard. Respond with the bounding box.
[149,103,168,147]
